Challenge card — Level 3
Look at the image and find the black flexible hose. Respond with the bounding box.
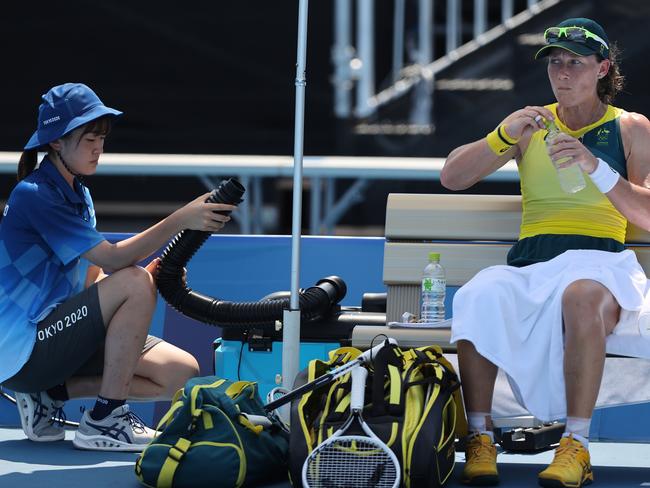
[156,178,347,327]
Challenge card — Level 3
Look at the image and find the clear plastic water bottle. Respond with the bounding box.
[421,252,446,323]
[543,118,586,194]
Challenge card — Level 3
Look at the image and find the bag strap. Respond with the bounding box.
[412,346,468,437]
[370,343,404,416]
[292,354,348,456]
[405,348,459,393]
[157,437,192,488]
[226,380,256,399]
[156,399,185,432]
[302,349,353,411]
[326,374,352,422]
[189,379,228,416]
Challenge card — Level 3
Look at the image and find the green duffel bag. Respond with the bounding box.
[135,376,289,488]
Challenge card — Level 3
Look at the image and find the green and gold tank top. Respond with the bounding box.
[508,103,627,266]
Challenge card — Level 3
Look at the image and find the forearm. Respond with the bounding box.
[603,178,650,232]
[110,211,185,267]
[583,156,650,231]
[442,106,552,190]
[87,210,186,272]
[84,193,234,271]
[441,139,514,190]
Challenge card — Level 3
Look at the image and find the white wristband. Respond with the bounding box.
[588,158,620,193]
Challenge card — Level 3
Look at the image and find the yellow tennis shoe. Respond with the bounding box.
[460,433,499,485]
[538,435,593,487]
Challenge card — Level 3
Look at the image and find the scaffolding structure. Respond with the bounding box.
[332,0,563,130]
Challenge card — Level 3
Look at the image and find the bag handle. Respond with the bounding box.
[156,400,185,432]
[411,347,468,437]
[190,379,240,419]
[370,343,404,416]
[156,437,192,488]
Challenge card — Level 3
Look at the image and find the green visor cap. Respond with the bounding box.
[535,17,610,60]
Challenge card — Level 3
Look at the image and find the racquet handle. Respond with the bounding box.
[350,366,368,411]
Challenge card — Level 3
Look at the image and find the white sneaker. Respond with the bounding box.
[15,391,66,442]
[73,404,157,452]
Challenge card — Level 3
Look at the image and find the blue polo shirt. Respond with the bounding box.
[0,158,105,384]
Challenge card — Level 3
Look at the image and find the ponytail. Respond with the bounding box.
[17,149,38,181]
[598,43,625,105]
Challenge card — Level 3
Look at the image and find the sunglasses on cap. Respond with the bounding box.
[544,26,609,51]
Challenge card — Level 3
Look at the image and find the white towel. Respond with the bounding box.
[450,249,649,422]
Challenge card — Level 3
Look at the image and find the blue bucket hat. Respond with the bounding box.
[24,83,122,150]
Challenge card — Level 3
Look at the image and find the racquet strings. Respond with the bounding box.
[304,436,398,488]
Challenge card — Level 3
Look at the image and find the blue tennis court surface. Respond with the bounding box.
[1,427,649,488]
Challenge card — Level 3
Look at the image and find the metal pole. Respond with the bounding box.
[355,0,375,117]
[474,0,487,39]
[283,0,309,393]
[411,0,432,125]
[418,0,432,65]
[310,176,321,235]
[333,0,352,118]
[392,0,406,83]
[446,0,461,54]
[502,0,514,24]
[324,179,336,234]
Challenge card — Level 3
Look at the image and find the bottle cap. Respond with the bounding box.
[428,252,440,262]
[543,117,561,133]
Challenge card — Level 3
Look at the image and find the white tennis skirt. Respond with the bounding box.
[450,249,649,421]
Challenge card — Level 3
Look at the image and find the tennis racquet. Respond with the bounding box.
[302,365,401,488]
[266,386,290,433]
[263,337,397,414]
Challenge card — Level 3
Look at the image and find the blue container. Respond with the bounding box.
[214,338,341,400]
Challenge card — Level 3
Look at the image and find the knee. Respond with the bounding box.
[161,353,200,397]
[562,280,611,335]
[113,266,157,305]
[179,353,201,381]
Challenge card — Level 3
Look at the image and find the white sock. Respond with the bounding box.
[564,416,591,449]
[563,432,589,449]
[467,411,493,441]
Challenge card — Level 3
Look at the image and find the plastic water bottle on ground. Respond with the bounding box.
[421,252,446,323]
[543,118,586,194]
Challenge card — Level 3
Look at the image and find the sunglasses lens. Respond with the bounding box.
[545,27,561,42]
[565,27,587,41]
[543,25,608,54]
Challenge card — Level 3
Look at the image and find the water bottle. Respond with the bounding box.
[543,118,586,194]
[420,252,446,323]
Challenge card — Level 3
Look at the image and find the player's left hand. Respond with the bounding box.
[547,132,599,173]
